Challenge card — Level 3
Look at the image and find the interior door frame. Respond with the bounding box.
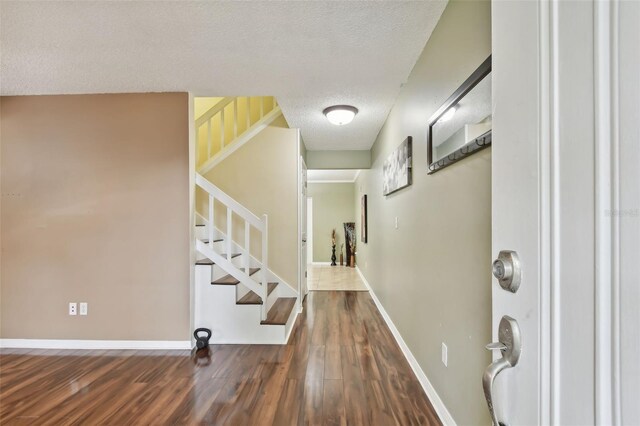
[307,197,313,266]
[297,133,307,312]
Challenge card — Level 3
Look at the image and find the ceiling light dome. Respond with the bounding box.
[323,105,358,125]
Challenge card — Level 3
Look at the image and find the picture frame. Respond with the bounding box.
[427,55,492,174]
[383,136,412,196]
[361,194,368,243]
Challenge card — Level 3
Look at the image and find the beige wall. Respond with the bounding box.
[354,1,492,424]
[308,183,355,263]
[199,120,299,289]
[1,93,190,340]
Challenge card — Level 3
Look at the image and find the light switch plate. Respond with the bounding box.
[69,302,77,316]
[80,302,88,316]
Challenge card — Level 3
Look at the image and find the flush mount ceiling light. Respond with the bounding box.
[323,105,359,126]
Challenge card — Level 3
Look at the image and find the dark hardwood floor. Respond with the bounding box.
[0,291,441,425]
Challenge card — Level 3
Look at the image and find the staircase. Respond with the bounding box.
[196,96,281,174]
[194,173,299,345]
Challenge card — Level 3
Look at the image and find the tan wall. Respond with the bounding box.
[307,183,355,263]
[0,93,190,340]
[199,121,299,289]
[353,1,492,424]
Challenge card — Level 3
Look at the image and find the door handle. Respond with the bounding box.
[483,316,522,426]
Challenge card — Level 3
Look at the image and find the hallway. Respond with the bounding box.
[307,265,368,291]
[0,291,440,425]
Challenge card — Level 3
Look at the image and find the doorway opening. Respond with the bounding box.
[306,169,367,291]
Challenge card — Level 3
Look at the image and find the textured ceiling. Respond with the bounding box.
[0,1,446,150]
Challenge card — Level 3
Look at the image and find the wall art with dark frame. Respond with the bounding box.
[361,194,368,243]
[383,136,412,195]
[427,55,492,173]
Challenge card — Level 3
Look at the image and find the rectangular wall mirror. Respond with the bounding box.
[427,55,492,173]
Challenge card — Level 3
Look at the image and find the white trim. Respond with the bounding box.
[189,92,197,349]
[297,146,305,313]
[594,1,620,423]
[355,266,456,426]
[0,339,192,350]
[198,107,283,175]
[306,197,313,266]
[538,1,553,423]
[284,310,300,344]
[311,262,331,266]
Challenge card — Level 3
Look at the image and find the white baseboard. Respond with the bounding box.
[355,266,457,426]
[0,339,192,350]
[311,262,331,266]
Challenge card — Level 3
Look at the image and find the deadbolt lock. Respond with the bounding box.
[492,250,521,293]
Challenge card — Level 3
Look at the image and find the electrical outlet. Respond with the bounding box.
[80,302,88,316]
[441,343,448,367]
[394,217,399,229]
[69,302,77,316]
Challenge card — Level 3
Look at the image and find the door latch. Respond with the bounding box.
[492,250,521,293]
[483,315,522,426]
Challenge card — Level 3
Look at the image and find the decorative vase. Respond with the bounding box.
[340,253,344,266]
[331,245,337,266]
[350,254,355,268]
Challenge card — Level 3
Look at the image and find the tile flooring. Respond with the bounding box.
[307,264,369,291]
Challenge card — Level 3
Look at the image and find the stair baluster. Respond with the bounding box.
[196,173,270,321]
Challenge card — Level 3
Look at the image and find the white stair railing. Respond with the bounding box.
[196,96,279,170]
[195,173,269,321]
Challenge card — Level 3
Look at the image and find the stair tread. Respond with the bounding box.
[236,282,279,305]
[261,297,296,325]
[212,268,260,285]
[202,239,224,244]
[195,253,241,266]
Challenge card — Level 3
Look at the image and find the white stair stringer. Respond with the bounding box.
[196,240,263,298]
[194,264,297,344]
[195,214,297,298]
[193,178,299,345]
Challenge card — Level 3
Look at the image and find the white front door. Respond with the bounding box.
[490,3,544,423]
[490,1,637,425]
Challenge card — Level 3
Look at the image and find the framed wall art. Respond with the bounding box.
[383,136,412,196]
[427,55,492,173]
[361,194,368,243]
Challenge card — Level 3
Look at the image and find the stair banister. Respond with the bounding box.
[195,174,263,230]
[195,97,235,128]
[208,195,215,246]
[196,96,280,171]
[244,221,251,274]
[196,173,269,321]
